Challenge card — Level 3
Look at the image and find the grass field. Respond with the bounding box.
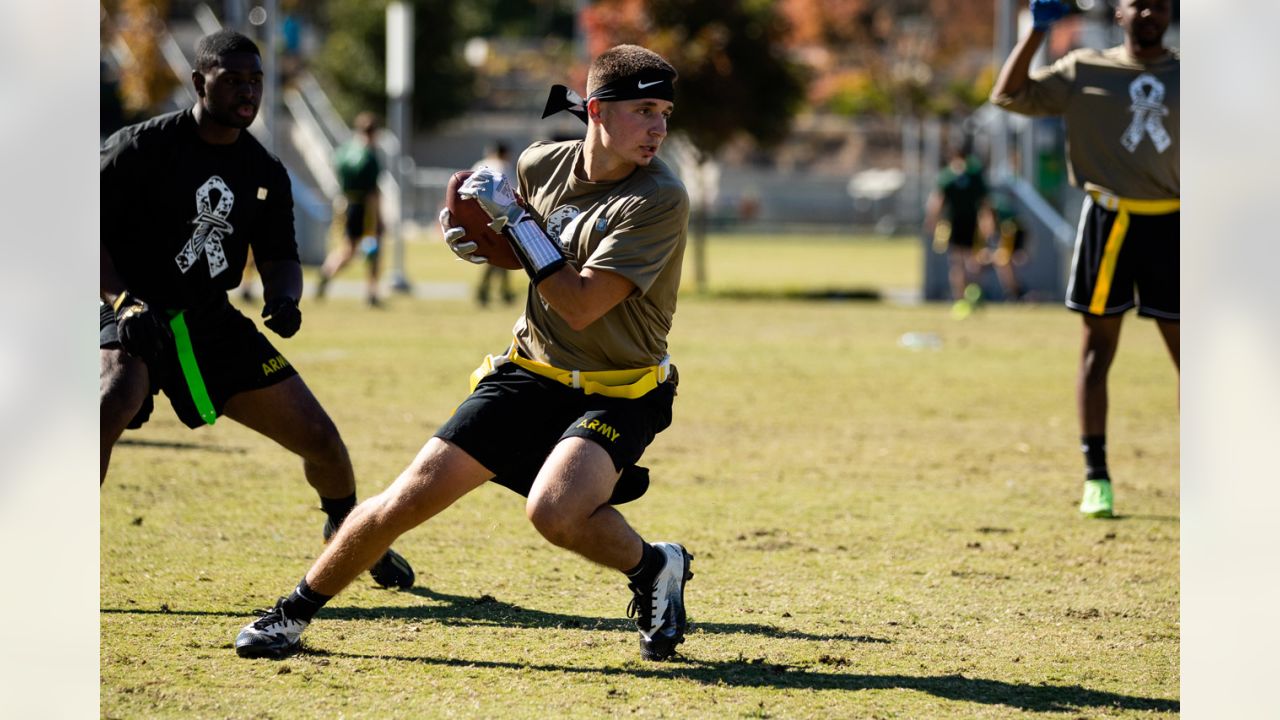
[354,229,922,298]
[102,233,1179,718]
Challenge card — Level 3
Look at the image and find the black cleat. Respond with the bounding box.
[369,547,415,589]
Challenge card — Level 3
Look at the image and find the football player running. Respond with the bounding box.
[236,44,694,662]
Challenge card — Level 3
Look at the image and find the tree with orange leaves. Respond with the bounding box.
[779,0,996,117]
[581,0,805,158]
[110,0,179,117]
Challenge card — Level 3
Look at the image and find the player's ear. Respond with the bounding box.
[586,98,604,123]
[192,70,206,98]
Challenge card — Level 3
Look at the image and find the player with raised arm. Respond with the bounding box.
[100,30,414,588]
[991,0,1178,517]
[235,45,694,662]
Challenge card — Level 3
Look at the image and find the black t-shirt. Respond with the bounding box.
[101,109,298,310]
[937,159,988,231]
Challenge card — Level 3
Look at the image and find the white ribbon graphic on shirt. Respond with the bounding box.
[175,175,234,277]
[1121,73,1171,154]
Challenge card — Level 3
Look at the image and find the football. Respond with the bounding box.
[443,170,523,270]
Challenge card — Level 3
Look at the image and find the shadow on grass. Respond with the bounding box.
[310,648,1179,714]
[116,438,246,453]
[708,287,881,302]
[101,590,1177,713]
[386,586,888,644]
[101,585,888,645]
[1116,513,1180,522]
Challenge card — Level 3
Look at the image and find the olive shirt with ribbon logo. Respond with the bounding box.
[992,45,1179,201]
[510,140,690,373]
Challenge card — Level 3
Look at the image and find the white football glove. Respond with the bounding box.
[438,207,486,264]
[458,168,566,284]
[458,168,527,231]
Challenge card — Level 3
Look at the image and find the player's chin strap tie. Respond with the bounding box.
[469,341,672,400]
[542,85,589,125]
[1084,189,1180,316]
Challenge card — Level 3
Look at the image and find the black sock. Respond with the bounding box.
[279,577,332,622]
[320,493,357,533]
[1081,435,1110,481]
[624,542,664,588]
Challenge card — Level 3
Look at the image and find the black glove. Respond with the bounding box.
[114,294,172,360]
[262,296,302,338]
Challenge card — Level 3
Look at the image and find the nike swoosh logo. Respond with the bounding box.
[637,80,663,89]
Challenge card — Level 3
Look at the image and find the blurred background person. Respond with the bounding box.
[316,111,384,307]
[976,192,1031,301]
[471,140,517,307]
[924,146,996,316]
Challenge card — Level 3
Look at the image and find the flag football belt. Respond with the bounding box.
[169,310,218,426]
[1086,190,1180,315]
[469,342,671,400]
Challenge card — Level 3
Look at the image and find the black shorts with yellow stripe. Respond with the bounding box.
[1065,197,1179,320]
[434,361,677,505]
[99,298,297,429]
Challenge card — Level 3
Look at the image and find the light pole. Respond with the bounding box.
[386,2,414,293]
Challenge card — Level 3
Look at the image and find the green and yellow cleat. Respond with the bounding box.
[1079,479,1114,518]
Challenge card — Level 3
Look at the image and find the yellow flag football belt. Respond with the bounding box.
[469,342,671,400]
[1086,190,1180,315]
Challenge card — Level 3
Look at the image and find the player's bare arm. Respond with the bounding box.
[255,256,303,338]
[100,241,128,306]
[255,256,303,303]
[990,0,1061,100]
[454,167,639,330]
[990,30,1047,100]
[537,265,636,331]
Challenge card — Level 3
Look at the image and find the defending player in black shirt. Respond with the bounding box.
[99,30,414,589]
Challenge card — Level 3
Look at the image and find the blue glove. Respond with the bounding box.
[1030,0,1067,31]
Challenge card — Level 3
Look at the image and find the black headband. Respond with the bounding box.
[541,71,676,125]
[587,70,675,103]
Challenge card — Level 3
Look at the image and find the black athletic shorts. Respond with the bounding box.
[1066,197,1179,320]
[434,361,678,505]
[99,298,297,429]
[946,220,979,252]
[343,200,380,241]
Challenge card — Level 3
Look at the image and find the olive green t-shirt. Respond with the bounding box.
[511,140,689,371]
[992,46,1179,199]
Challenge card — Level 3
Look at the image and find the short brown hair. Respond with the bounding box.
[586,45,677,96]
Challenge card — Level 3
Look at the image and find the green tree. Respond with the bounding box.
[581,0,808,292]
[454,0,576,39]
[312,0,473,131]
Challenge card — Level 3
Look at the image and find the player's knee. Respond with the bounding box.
[299,416,351,467]
[525,497,580,548]
[1080,346,1115,384]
